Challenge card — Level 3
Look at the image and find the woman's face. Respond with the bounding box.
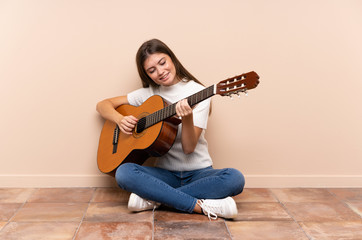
[143,53,179,86]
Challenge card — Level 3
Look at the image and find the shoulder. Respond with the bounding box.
[127,87,156,106]
[180,80,205,94]
[185,80,205,89]
[128,87,154,95]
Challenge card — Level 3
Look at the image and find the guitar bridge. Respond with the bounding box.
[112,125,120,154]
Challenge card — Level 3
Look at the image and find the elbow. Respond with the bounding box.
[182,145,196,155]
[96,100,106,113]
[96,101,102,113]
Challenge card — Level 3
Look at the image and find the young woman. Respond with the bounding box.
[96,39,245,219]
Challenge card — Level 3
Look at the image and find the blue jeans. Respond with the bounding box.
[115,163,245,213]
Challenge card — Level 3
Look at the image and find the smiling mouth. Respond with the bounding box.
[160,73,169,81]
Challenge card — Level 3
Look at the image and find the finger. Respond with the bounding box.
[182,103,191,113]
[120,119,137,132]
[120,129,132,135]
[119,125,133,135]
[122,121,135,129]
[176,100,186,116]
[124,116,138,125]
[180,100,192,116]
[121,117,134,127]
[128,115,138,123]
[181,99,192,112]
[175,102,182,117]
[183,99,190,107]
[124,118,137,127]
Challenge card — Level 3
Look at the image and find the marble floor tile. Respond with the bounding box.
[2,187,361,239]
[75,222,152,240]
[346,201,362,217]
[271,188,336,203]
[0,188,36,203]
[227,221,309,240]
[0,222,7,230]
[154,208,219,222]
[283,202,361,222]
[91,187,130,203]
[233,188,278,203]
[0,203,22,221]
[155,221,231,239]
[0,222,79,240]
[11,202,88,222]
[328,188,362,202]
[300,221,362,240]
[27,188,94,203]
[234,202,291,221]
[84,202,153,222]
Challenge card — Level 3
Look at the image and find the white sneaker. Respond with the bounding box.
[198,197,238,220]
[128,193,160,212]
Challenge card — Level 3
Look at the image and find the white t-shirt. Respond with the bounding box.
[127,80,213,171]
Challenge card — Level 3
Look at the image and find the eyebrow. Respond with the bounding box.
[146,57,165,72]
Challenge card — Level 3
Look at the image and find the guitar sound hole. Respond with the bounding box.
[133,113,149,138]
[136,117,146,133]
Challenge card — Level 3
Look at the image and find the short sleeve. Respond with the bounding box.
[192,98,211,129]
[127,87,154,106]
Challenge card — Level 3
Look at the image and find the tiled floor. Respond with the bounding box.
[0,188,362,239]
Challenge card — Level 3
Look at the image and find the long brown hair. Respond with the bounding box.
[136,39,204,88]
[135,39,211,115]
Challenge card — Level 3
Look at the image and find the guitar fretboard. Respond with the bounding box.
[136,85,214,133]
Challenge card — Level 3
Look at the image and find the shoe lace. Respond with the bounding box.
[198,200,219,220]
[146,200,160,209]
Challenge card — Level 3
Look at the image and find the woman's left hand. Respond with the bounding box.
[176,99,193,118]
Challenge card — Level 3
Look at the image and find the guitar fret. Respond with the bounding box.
[146,116,150,128]
[145,116,148,128]
[169,105,172,117]
[162,108,166,119]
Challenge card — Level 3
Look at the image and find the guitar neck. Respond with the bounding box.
[137,85,215,132]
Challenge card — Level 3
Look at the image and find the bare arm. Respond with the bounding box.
[96,96,138,135]
[175,99,203,154]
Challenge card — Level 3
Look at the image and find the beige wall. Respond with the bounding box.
[1,0,361,187]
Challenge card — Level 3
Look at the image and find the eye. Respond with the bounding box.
[160,60,166,65]
[148,68,155,74]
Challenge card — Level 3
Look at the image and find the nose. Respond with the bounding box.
[156,67,164,76]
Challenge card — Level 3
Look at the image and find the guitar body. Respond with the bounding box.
[97,95,180,174]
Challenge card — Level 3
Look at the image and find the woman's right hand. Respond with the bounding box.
[96,96,137,135]
[117,115,138,135]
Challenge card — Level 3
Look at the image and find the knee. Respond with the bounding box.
[225,168,245,196]
[115,163,138,189]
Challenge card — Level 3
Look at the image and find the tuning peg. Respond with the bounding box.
[236,93,241,98]
[244,90,248,96]
[229,94,234,100]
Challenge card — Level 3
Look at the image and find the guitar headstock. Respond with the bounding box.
[216,71,260,97]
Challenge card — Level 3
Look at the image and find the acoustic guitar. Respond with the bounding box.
[97,71,260,174]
